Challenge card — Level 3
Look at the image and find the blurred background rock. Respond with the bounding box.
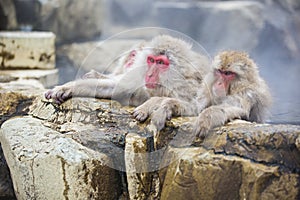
[0,0,299,124]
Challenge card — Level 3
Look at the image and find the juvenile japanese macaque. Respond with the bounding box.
[45,35,210,129]
[193,51,272,138]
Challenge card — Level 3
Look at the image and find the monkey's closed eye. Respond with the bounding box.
[223,71,234,76]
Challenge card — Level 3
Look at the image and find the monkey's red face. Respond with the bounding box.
[213,69,236,97]
[145,54,170,89]
[124,50,137,68]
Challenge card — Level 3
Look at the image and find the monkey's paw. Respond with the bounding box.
[133,106,149,122]
[150,106,172,131]
[193,118,210,139]
[44,86,72,104]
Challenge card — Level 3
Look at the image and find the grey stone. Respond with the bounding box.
[36,0,104,44]
[0,69,58,88]
[0,116,122,200]
[0,31,55,69]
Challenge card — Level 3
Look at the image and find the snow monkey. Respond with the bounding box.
[132,35,210,130]
[45,40,150,105]
[81,42,146,80]
[45,35,211,129]
[192,50,272,138]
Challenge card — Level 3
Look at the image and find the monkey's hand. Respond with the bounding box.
[133,106,149,122]
[193,118,210,139]
[150,104,173,131]
[44,85,73,104]
[193,107,225,139]
[133,103,153,122]
[133,97,162,122]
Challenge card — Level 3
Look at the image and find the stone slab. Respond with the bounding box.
[0,69,58,88]
[0,31,55,69]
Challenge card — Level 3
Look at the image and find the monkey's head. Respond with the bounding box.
[212,51,259,97]
[143,35,194,90]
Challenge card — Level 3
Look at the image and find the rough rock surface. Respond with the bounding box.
[1,116,122,200]
[0,79,45,198]
[160,147,299,200]
[159,122,300,200]
[1,93,299,199]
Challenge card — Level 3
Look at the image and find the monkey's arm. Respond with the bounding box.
[45,78,117,104]
[133,97,200,131]
[81,69,111,79]
[194,94,253,138]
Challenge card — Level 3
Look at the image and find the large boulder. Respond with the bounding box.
[0,116,122,200]
[0,79,45,198]
[0,91,299,199]
[125,120,300,199]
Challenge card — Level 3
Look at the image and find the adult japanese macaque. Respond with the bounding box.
[132,35,210,130]
[193,50,272,138]
[45,35,210,129]
[45,41,149,105]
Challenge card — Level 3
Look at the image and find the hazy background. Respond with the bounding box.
[1,0,299,124]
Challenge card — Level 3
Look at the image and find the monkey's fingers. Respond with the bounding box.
[133,109,149,122]
[197,129,208,140]
[55,90,65,103]
[44,90,53,100]
[192,121,208,140]
[151,107,172,131]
